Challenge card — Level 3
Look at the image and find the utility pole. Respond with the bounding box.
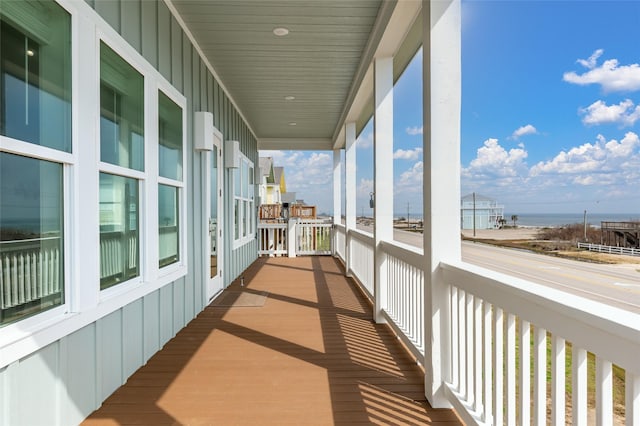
[583,209,587,241]
[407,202,410,227]
[473,192,476,237]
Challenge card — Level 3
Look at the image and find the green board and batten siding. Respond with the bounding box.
[0,1,258,424]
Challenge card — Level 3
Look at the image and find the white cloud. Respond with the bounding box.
[406,126,423,136]
[511,124,538,139]
[356,131,373,149]
[577,49,603,69]
[393,147,423,160]
[563,49,640,92]
[395,161,423,194]
[530,132,640,182]
[357,178,373,197]
[580,99,640,127]
[463,138,528,178]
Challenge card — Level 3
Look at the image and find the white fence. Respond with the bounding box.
[578,242,640,257]
[258,222,288,256]
[0,237,62,310]
[334,227,640,425]
[258,220,333,257]
[296,219,332,255]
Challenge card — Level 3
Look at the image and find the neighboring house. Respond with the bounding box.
[460,193,505,229]
[258,157,282,205]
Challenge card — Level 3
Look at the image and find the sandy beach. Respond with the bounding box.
[461,227,540,240]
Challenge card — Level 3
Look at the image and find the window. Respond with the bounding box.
[158,90,183,268]
[99,173,139,290]
[99,41,143,290]
[0,1,72,151]
[233,155,254,246]
[100,42,144,171]
[0,1,71,326]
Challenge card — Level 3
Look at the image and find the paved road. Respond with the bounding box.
[462,241,640,313]
[356,224,640,313]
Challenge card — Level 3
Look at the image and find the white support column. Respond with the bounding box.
[345,122,357,277]
[333,149,341,227]
[373,57,393,324]
[423,0,461,408]
[332,148,342,258]
[287,218,297,258]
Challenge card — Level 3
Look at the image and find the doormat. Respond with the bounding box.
[211,291,268,307]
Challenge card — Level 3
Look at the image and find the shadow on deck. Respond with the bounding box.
[83,256,461,425]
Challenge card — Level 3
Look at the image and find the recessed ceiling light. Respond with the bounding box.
[288,122,297,126]
[273,27,289,36]
[284,96,295,101]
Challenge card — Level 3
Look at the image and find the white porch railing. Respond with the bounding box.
[296,219,332,255]
[257,222,288,256]
[578,242,640,257]
[334,224,346,260]
[334,229,640,425]
[347,229,374,298]
[0,237,62,310]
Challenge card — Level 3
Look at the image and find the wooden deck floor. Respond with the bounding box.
[83,256,462,425]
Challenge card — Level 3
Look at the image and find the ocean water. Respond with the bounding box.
[387,212,640,228]
[504,213,640,228]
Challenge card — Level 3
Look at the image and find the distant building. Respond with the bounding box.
[460,193,504,230]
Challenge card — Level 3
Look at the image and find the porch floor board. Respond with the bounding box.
[83,256,461,425]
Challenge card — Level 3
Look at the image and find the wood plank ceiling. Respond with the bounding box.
[169,0,387,149]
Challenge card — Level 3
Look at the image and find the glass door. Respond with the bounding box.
[207,144,223,301]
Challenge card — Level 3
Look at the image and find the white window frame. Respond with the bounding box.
[97,33,148,299]
[0,0,75,338]
[156,84,187,278]
[233,153,255,249]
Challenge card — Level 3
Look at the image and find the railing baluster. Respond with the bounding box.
[451,286,459,390]
[474,296,483,414]
[627,371,640,426]
[519,319,531,425]
[459,289,466,397]
[552,335,566,425]
[493,306,504,426]
[506,313,516,425]
[533,327,547,426]
[483,300,492,424]
[572,347,588,425]
[596,358,613,426]
[466,292,474,404]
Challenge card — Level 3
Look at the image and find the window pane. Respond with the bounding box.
[99,173,139,289]
[0,152,64,326]
[243,200,248,237]
[159,184,179,267]
[234,199,240,240]
[158,91,182,180]
[241,160,248,198]
[100,42,144,171]
[0,1,72,152]
[234,166,241,197]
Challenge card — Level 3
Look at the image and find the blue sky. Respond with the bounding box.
[261,1,640,216]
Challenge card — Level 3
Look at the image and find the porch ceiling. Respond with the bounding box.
[169,0,394,150]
